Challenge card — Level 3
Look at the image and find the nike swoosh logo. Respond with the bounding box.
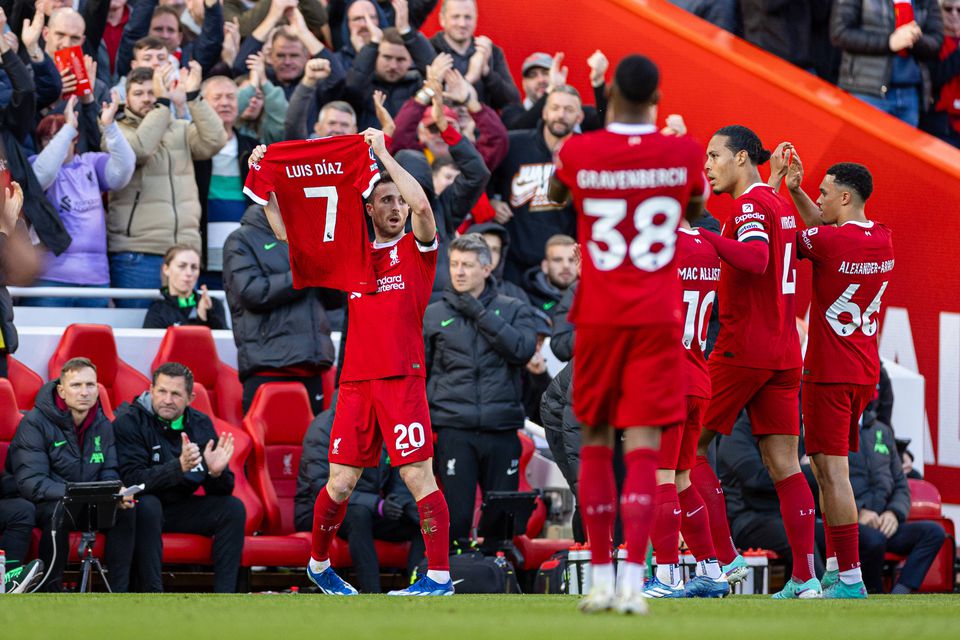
[506,468,518,475]
[53,440,67,447]
[400,447,422,458]
[440,318,456,327]
[264,242,278,250]
[452,579,464,585]
[685,506,704,518]
[672,509,682,516]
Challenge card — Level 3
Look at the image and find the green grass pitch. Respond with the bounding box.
[3,594,960,640]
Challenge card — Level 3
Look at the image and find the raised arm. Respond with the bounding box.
[363,128,436,244]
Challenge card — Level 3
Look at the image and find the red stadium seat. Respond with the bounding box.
[48,324,150,409]
[907,479,956,593]
[243,383,314,535]
[512,430,574,571]
[0,378,23,468]
[151,326,244,426]
[7,357,43,410]
[908,478,944,520]
[97,384,115,421]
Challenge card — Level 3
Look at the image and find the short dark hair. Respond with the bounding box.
[152,362,194,395]
[826,162,873,202]
[381,27,405,47]
[61,357,96,379]
[450,233,492,267]
[127,66,155,87]
[431,155,457,175]
[366,173,394,202]
[151,5,181,26]
[714,125,771,165]
[134,35,167,55]
[613,55,659,104]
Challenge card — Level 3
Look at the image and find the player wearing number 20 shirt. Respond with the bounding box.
[552,124,705,430]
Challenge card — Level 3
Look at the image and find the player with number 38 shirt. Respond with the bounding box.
[548,55,706,616]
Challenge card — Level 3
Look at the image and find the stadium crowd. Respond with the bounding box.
[0,0,949,596]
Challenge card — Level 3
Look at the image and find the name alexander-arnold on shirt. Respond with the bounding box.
[576,167,688,190]
[285,162,345,178]
[837,259,895,275]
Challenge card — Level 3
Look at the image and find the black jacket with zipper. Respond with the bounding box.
[6,380,121,503]
[424,281,539,431]
[113,393,235,505]
[142,287,228,330]
[222,205,340,380]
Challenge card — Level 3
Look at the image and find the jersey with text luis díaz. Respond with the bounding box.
[553,123,705,327]
[243,135,380,293]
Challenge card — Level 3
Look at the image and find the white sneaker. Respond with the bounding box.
[613,586,650,615]
[578,583,616,613]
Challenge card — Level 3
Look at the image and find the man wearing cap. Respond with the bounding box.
[501,51,609,131]
[423,233,540,545]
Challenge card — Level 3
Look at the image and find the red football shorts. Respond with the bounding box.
[657,395,709,470]
[573,323,685,429]
[703,360,800,436]
[802,382,875,456]
[329,376,434,468]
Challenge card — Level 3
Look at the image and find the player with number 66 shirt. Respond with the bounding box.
[548,55,705,615]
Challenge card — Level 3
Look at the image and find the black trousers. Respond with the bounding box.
[242,374,325,415]
[0,497,35,564]
[135,494,246,593]
[437,429,522,543]
[337,504,424,593]
[732,512,825,580]
[860,521,946,593]
[36,499,137,592]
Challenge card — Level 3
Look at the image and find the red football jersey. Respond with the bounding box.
[713,183,803,370]
[553,124,705,327]
[798,220,894,385]
[677,228,720,398]
[243,135,381,293]
[339,233,438,383]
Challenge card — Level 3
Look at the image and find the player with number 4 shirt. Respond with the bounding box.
[549,55,706,615]
[782,155,893,599]
[695,126,820,600]
[245,127,454,598]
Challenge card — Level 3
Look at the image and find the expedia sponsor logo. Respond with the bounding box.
[376,274,405,292]
[735,212,765,224]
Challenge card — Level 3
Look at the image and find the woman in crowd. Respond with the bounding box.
[26,93,135,307]
[143,244,228,329]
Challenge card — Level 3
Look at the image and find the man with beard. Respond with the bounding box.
[492,86,582,284]
[521,234,579,318]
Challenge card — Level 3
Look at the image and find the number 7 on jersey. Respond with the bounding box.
[303,186,340,242]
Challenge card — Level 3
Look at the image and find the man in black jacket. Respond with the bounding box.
[294,395,423,592]
[521,234,579,318]
[429,0,519,110]
[424,233,538,543]
[491,87,581,284]
[6,358,137,592]
[849,406,946,594]
[113,362,244,593]
[222,204,341,413]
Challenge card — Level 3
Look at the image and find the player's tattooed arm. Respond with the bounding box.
[363,127,437,244]
[782,149,822,228]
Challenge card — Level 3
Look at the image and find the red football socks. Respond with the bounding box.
[417,490,451,571]
[678,485,718,562]
[830,522,861,573]
[775,472,817,582]
[620,448,658,568]
[651,483,681,566]
[690,455,739,564]
[824,523,837,562]
[578,446,617,565]
[311,485,348,561]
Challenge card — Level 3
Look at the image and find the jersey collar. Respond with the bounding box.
[741,182,772,196]
[373,234,405,250]
[841,220,875,229]
[606,123,657,135]
[678,227,700,236]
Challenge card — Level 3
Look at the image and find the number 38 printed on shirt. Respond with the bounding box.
[582,196,682,272]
